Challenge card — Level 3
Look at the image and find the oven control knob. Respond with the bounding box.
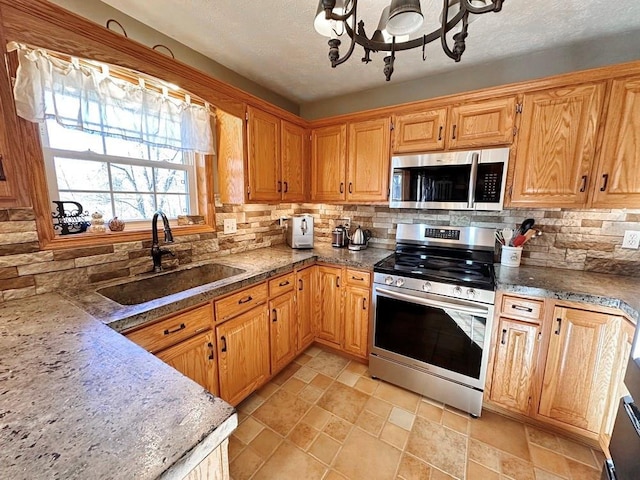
[422,282,432,292]
[453,286,463,297]
[385,276,394,285]
[467,288,476,299]
[395,278,405,287]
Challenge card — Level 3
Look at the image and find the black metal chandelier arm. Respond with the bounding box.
[328,1,358,67]
[440,0,463,61]
[462,0,504,15]
[323,0,357,23]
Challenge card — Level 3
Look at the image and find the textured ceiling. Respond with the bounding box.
[101,0,640,104]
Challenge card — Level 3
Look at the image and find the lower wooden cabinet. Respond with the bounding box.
[216,305,270,406]
[296,266,316,353]
[315,265,343,346]
[269,290,297,374]
[343,285,370,358]
[156,330,219,396]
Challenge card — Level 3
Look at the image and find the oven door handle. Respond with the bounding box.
[375,287,490,316]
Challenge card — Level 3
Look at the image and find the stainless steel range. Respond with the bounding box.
[370,224,496,417]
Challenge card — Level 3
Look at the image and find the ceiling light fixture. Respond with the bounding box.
[314,0,504,81]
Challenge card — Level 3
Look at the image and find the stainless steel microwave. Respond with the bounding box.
[389,147,510,211]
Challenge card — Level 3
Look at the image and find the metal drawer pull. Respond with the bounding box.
[164,323,186,335]
[272,308,278,322]
[207,342,214,360]
[298,279,303,291]
[238,295,253,304]
[351,276,365,281]
[555,317,562,335]
[452,124,457,139]
[221,336,227,352]
[501,329,507,345]
[362,298,367,310]
[278,280,290,287]
[511,304,533,312]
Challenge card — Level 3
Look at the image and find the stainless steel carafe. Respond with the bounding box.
[348,225,371,251]
[331,225,349,248]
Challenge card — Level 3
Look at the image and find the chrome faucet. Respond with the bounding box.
[151,210,175,272]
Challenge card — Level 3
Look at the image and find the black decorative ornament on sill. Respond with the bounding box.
[52,200,90,235]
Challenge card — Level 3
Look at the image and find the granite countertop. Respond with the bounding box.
[68,244,393,333]
[495,265,640,322]
[0,293,237,480]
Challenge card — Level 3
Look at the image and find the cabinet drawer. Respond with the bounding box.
[346,269,371,287]
[269,272,295,297]
[125,304,213,354]
[215,283,268,323]
[501,295,544,321]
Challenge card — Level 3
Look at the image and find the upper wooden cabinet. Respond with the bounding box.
[509,83,605,207]
[311,124,347,202]
[246,106,307,202]
[347,117,391,202]
[391,97,516,154]
[590,76,640,207]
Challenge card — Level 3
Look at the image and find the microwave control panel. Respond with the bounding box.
[476,164,504,203]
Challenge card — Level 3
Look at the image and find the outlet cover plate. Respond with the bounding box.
[223,218,237,234]
[622,230,640,249]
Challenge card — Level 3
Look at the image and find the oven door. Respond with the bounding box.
[371,284,494,390]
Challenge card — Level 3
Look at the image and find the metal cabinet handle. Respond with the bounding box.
[298,279,303,291]
[555,317,562,335]
[501,328,507,345]
[221,336,227,352]
[277,180,282,193]
[579,175,588,193]
[600,174,609,192]
[452,124,457,140]
[0,155,6,181]
[279,280,290,287]
[438,126,443,141]
[164,323,186,335]
[284,181,288,193]
[349,182,353,194]
[207,341,214,360]
[272,308,278,322]
[362,298,367,310]
[352,275,364,281]
[336,276,341,288]
[238,295,253,304]
[340,182,344,194]
[512,304,533,312]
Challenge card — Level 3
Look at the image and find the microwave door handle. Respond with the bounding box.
[375,287,489,316]
[468,152,479,209]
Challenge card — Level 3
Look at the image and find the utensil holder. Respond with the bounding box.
[500,246,523,267]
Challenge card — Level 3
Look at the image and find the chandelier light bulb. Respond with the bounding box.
[386,0,424,36]
[314,0,346,38]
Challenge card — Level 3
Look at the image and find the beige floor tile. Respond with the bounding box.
[238,392,264,415]
[417,401,444,423]
[311,373,334,390]
[295,353,313,365]
[272,362,301,385]
[469,439,501,472]
[468,460,500,480]
[566,458,601,480]
[256,381,279,399]
[323,415,353,443]
[442,409,469,434]
[337,370,360,387]
[306,350,350,378]
[288,422,320,450]
[333,428,402,480]
[295,365,319,383]
[429,468,456,479]
[534,467,567,480]
[309,433,341,465]
[253,390,311,436]
[282,377,307,394]
[324,470,348,480]
[233,416,265,444]
[229,446,264,480]
[397,453,431,480]
[317,381,370,423]
[406,416,467,479]
[557,436,598,467]
[354,376,379,395]
[306,346,323,357]
[303,405,332,430]
[375,382,421,413]
[300,384,325,403]
[500,454,535,480]
[355,409,385,436]
[529,444,570,478]
[252,441,327,480]
[227,435,246,462]
[470,410,531,460]
[526,426,560,451]
[249,427,283,459]
[381,422,410,450]
[389,406,415,431]
[365,396,394,418]
[345,360,368,375]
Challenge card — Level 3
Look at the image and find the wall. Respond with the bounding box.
[49,0,299,115]
[300,30,640,120]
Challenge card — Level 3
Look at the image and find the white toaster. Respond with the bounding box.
[286,214,314,249]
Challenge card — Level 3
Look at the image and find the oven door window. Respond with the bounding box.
[374,295,485,380]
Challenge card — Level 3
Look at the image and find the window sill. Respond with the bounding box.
[43,223,216,250]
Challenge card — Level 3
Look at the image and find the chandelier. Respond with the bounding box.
[314,0,504,81]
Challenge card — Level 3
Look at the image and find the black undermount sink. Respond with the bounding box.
[97,263,246,305]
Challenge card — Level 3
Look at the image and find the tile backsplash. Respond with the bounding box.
[1,203,639,303]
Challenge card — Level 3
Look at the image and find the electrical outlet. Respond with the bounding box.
[223,218,237,234]
[622,230,640,249]
[279,217,289,227]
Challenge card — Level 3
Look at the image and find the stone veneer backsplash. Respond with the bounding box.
[1,202,639,303]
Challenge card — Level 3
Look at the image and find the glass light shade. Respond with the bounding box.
[386,0,424,36]
[440,0,488,24]
[314,0,346,38]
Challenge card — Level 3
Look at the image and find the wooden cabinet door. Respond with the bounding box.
[538,306,621,433]
[246,106,280,202]
[315,265,343,346]
[392,109,447,153]
[269,291,297,374]
[343,285,370,359]
[281,121,307,202]
[489,318,540,415]
[510,83,604,207]
[296,266,316,353]
[311,124,347,202]
[591,76,640,208]
[448,97,516,149]
[156,330,219,396]
[347,117,391,202]
[216,305,270,406]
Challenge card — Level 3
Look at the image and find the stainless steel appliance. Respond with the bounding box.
[332,225,349,248]
[348,225,371,251]
[389,147,509,211]
[286,214,314,249]
[603,327,640,479]
[370,224,496,417]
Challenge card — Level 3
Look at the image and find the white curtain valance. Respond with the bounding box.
[9,42,215,155]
